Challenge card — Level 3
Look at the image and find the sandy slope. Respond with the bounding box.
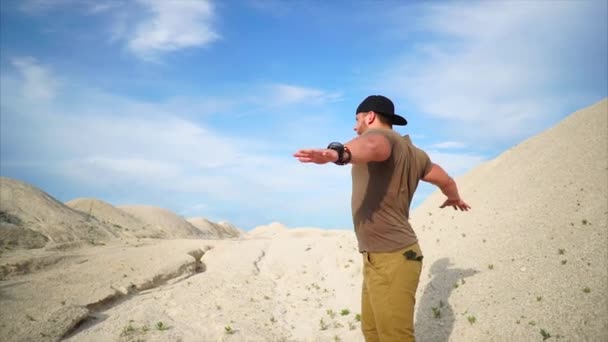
[0,235,364,342]
[410,98,608,341]
[118,205,209,239]
[66,198,152,239]
[187,218,242,239]
[0,178,117,249]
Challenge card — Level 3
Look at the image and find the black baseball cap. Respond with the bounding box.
[355,95,407,126]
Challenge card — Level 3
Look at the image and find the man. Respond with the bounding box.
[294,95,470,342]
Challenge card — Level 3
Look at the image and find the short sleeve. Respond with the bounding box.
[414,146,432,178]
[363,128,397,147]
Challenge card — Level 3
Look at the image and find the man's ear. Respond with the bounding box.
[366,111,376,124]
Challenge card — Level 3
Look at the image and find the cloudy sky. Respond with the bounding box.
[1,0,606,230]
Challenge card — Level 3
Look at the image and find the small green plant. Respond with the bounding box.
[142,324,150,332]
[340,309,350,316]
[334,335,342,342]
[327,309,336,319]
[582,219,588,225]
[583,287,591,293]
[561,259,567,265]
[121,323,136,336]
[270,316,276,323]
[454,283,459,289]
[488,264,494,270]
[540,328,552,340]
[320,318,329,330]
[432,306,441,319]
[155,321,170,331]
[558,248,565,255]
[467,315,476,324]
[355,314,361,322]
[224,325,235,334]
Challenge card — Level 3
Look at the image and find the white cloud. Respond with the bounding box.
[18,0,220,61]
[127,0,220,59]
[430,141,467,149]
[11,57,60,101]
[267,84,342,106]
[382,1,607,146]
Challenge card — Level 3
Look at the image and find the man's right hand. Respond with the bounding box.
[440,198,471,211]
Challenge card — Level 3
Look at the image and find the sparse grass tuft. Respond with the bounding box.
[467,315,476,324]
[155,321,170,331]
[488,264,494,270]
[224,325,235,334]
[320,318,329,330]
[583,287,591,293]
[432,306,441,319]
[536,296,542,302]
[327,309,336,319]
[558,248,565,255]
[540,328,551,340]
[121,323,136,336]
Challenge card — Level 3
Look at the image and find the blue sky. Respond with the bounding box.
[1,0,606,231]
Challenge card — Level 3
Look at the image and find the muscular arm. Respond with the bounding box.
[344,132,391,164]
[293,131,391,165]
[422,163,471,210]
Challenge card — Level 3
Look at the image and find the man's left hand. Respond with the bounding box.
[294,149,338,164]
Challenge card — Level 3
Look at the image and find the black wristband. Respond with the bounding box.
[327,142,349,165]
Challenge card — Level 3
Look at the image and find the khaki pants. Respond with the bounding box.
[361,243,423,342]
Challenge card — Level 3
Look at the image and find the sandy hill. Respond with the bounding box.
[187,217,242,239]
[118,205,208,239]
[0,177,117,249]
[247,221,289,238]
[65,198,159,239]
[410,98,608,341]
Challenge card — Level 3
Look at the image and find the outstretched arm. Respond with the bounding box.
[294,133,391,165]
[422,163,471,211]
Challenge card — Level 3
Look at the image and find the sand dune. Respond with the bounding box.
[411,98,608,341]
[66,198,153,239]
[0,98,606,341]
[187,217,242,239]
[0,178,117,249]
[118,205,209,239]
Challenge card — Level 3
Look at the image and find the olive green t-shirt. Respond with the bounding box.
[351,128,432,253]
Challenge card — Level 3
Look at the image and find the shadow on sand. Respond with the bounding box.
[415,258,478,342]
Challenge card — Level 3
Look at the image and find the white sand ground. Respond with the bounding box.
[0,98,606,342]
